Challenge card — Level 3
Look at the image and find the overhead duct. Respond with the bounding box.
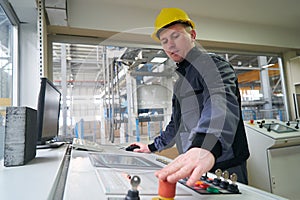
[45,0,68,26]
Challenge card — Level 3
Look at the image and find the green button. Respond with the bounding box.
[206,186,220,193]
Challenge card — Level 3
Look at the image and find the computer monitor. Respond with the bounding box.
[36,77,61,146]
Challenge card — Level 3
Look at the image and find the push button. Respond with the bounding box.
[199,183,210,189]
[206,186,220,193]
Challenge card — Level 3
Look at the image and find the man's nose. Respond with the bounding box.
[166,40,176,50]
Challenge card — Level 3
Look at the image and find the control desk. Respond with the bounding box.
[0,142,288,200]
[64,143,287,200]
[245,119,300,200]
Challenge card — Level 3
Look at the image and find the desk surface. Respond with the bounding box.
[64,144,287,200]
[0,145,67,200]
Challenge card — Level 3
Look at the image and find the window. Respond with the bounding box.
[0,2,18,159]
[215,52,286,121]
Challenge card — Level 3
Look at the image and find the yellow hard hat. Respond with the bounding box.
[151,8,195,42]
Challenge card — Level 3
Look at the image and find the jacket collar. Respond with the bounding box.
[175,46,201,76]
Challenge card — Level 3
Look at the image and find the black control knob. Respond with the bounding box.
[228,173,239,193]
[219,171,229,189]
[213,169,222,186]
[259,121,264,128]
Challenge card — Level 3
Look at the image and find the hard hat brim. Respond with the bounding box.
[151,20,195,42]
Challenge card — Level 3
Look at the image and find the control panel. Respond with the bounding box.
[179,170,240,195]
[156,158,241,196]
[245,119,300,140]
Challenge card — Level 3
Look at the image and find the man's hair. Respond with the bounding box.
[156,20,194,39]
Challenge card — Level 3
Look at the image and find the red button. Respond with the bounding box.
[200,183,210,189]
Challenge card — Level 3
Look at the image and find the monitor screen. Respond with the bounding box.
[37,78,61,145]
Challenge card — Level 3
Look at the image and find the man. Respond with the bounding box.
[130,8,250,186]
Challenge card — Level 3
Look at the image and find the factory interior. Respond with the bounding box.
[1,0,300,200]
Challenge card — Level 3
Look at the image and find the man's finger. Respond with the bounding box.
[186,166,204,186]
[166,165,192,183]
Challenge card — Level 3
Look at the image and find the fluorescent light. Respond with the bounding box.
[261,64,275,69]
[150,57,167,63]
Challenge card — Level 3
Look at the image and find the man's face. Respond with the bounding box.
[159,24,196,63]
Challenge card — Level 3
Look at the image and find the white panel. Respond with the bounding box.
[19,23,40,108]
[245,125,274,192]
[268,146,300,200]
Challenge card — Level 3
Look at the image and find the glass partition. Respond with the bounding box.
[52,42,287,144]
[0,4,16,159]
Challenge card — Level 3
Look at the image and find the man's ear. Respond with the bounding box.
[190,29,196,40]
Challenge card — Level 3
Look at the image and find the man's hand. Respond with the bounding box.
[155,148,215,187]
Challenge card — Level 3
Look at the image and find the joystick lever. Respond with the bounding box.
[125,175,141,200]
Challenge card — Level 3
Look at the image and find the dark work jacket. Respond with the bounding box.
[148,47,250,171]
